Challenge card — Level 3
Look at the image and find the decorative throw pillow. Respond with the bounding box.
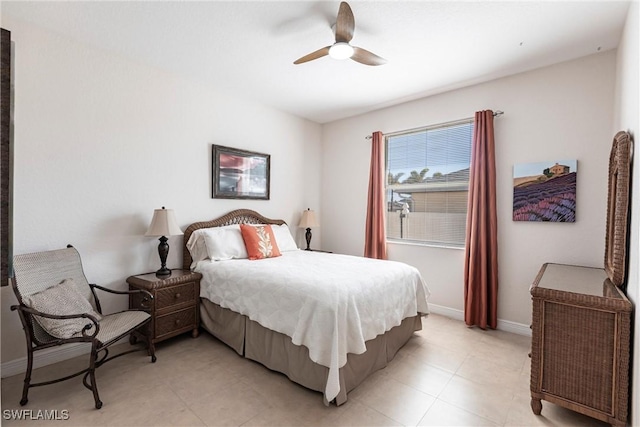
[22,278,102,339]
[239,224,282,260]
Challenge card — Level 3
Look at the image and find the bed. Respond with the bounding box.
[182,209,430,405]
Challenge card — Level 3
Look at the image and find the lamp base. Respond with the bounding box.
[156,236,171,277]
[305,227,312,251]
[155,267,172,277]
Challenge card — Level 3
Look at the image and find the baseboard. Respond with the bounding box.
[1,343,92,379]
[497,318,532,337]
[2,305,530,378]
[428,303,531,337]
[427,304,465,321]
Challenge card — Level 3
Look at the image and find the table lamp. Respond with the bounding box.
[298,208,319,251]
[145,207,183,276]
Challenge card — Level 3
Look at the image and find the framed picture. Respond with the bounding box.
[212,145,270,200]
[513,159,577,222]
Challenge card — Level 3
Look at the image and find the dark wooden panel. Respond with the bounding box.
[1,28,11,287]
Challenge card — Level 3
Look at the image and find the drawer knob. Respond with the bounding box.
[175,293,181,299]
[175,319,182,325]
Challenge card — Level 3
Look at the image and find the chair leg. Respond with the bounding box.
[149,340,156,363]
[20,346,34,406]
[87,344,103,409]
[146,321,156,363]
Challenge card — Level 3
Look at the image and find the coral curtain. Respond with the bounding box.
[464,110,498,329]
[364,131,388,260]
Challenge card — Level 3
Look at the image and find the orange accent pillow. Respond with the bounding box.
[239,224,282,260]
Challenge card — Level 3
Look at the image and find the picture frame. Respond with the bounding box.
[212,145,270,200]
[512,159,577,222]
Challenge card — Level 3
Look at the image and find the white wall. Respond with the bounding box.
[0,16,322,364]
[322,51,617,328]
[613,2,639,425]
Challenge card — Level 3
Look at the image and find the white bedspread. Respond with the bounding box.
[196,250,430,402]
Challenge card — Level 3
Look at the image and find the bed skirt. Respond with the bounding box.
[199,298,422,405]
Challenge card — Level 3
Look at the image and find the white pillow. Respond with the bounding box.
[202,225,248,261]
[272,224,299,252]
[22,278,102,339]
[186,225,246,266]
[186,230,209,269]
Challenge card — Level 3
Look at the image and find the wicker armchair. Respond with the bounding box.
[10,245,156,409]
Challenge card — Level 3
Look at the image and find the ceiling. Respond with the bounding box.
[2,1,631,124]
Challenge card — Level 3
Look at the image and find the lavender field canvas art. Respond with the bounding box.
[513,160,577,222]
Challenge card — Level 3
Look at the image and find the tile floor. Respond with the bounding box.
[1,314,609,426]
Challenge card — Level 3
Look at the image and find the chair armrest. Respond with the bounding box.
[10,304,100,338]
[89,284,154,310]
[90,283,144,296]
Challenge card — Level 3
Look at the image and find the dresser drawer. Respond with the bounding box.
[156,282,196,310]
[155,307,197,339]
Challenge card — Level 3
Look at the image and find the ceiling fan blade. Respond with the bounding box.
[351,46,387,66]
[293,46,331,64]
[335,2,355,43]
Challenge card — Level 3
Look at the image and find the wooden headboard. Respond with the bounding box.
[182,209,286,270]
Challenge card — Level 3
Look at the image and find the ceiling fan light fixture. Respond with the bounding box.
[329,42,354,60]
[293,2,385,66]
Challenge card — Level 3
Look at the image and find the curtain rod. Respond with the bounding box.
[365,110,504,140]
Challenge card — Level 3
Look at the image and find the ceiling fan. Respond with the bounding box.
[293,1,386,66]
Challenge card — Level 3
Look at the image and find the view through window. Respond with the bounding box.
[385,120,473,247]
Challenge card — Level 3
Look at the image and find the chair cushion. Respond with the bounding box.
[22,278,103,340]
[95,311,151,345]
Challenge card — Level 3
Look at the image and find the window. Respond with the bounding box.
[385,119,473,247]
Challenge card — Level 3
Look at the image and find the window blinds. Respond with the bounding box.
[385,120,473,247]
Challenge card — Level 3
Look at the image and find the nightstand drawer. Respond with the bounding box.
[156,307,197,338]
[156,282,196,310]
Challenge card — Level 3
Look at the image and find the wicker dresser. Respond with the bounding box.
[127,270,202,344]
[530,263,631,427]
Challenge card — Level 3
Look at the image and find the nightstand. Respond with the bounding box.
[127,270,202,345]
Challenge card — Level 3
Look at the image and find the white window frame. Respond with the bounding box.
[385,118,473,248]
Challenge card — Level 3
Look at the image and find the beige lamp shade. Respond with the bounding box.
[145,207,183,237]
[298,209,319,228]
